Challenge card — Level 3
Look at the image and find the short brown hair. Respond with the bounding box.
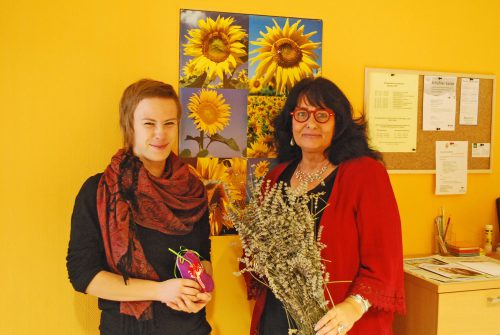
[119,79,182,149]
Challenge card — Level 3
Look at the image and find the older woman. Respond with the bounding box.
[247,77,405,335]
[67,79,213,335]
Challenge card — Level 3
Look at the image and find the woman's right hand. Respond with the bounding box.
[157,278,202,313]
[314,298,364,335]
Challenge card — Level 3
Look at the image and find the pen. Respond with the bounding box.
[435,217,442,237]
[441,207,445,236]
[437,234,448,254]
[443,217,451,242]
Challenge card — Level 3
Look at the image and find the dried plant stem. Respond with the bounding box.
[230,174,333,335]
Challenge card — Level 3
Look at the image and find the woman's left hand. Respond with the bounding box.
[191,291,212,312]
[314,299,364,335]
[165,291,212,313]
[166,261,213,313]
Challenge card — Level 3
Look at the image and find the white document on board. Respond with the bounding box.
[471,143,490,158]
[435,141,468,195]
[367,72,419,152]
[423,76,457,131]
[459,78,480,125]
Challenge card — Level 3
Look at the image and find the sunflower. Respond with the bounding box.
[267,78,276,90]
[260,133,275,144]
[247,141,277,158]
[182,59,199,78]
[237,69,248,84]
[253,160,270,179]
[250,18,321,94]
[225,158,247,203]
[187,89,231,135]
[249,77,264,94]
[195,157,227,181]
[183,15,247,82]
[194,157,237,235]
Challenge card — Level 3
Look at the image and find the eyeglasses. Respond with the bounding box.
[290,107,335,123]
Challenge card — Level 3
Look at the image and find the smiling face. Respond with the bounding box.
[292,96,335,155]
[132,97,179,175]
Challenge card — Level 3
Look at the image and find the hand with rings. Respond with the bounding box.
[314,299,364,335]
[336,322,347,334]
[314,316,349,335]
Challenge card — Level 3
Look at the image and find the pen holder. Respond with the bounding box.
[436,234,449,255]
[434,212,454,255]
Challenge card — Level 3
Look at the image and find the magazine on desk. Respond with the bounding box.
[404,255,500,283]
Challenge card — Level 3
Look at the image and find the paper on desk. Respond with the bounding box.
[418,262,489,279]
[403,255,497,282]
[457,260,500,276]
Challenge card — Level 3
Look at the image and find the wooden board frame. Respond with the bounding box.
[364,68,496,174]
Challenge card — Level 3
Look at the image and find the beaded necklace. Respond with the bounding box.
[294,161,330,184]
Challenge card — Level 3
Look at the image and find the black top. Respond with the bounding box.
[259,161,337,335]
[66,174,212,335]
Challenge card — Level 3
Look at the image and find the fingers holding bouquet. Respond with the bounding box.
[314,298,365,335]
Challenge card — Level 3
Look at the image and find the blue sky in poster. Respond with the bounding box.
[179,87,248,158]
[179,10,322,86]
[248,15,323,79]
[179,10,249,82]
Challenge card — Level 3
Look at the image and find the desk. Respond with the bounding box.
[393,255,500,335]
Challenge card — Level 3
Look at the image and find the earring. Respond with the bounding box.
[290,137,295,146]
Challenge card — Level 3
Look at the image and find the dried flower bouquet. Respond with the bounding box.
[231,176,331,335]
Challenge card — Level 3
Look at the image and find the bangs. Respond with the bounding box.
[297,87,328,110]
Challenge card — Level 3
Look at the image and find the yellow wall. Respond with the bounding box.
[1,0,499,334]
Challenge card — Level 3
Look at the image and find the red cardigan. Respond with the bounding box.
[245,157,405,335]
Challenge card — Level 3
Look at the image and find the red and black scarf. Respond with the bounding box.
[96,149,207,320]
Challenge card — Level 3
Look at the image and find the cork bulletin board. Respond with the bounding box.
[364,68,496,174]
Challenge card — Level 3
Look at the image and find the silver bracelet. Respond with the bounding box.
[349,294,371,313]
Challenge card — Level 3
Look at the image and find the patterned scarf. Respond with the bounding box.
[96,149,207,320]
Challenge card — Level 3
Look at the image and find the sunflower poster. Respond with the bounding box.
[179,9,322,235]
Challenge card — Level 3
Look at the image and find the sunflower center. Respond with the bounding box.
[272,38,302,67]
[197,102,220,125]
[203,32,231,63]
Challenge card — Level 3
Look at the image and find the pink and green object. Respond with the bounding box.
[169,248,214,293]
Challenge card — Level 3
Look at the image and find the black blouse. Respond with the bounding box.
[66,174,212,335]
[259,161,337,335]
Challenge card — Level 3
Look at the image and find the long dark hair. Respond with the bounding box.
[274,77,381,165]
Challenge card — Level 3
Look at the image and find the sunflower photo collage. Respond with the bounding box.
[178,9,323,235]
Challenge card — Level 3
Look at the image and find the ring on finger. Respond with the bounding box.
[337,322,347,334]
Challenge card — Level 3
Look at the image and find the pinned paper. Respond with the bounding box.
[423,76,457,131]
[459,78,480,125]
[471,143,490,158]
[367,72,419,152]
[435,141,468,195]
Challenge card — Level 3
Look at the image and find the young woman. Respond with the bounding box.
[67,79,213,335]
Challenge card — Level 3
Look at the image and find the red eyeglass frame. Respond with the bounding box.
[289,107,335,123]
